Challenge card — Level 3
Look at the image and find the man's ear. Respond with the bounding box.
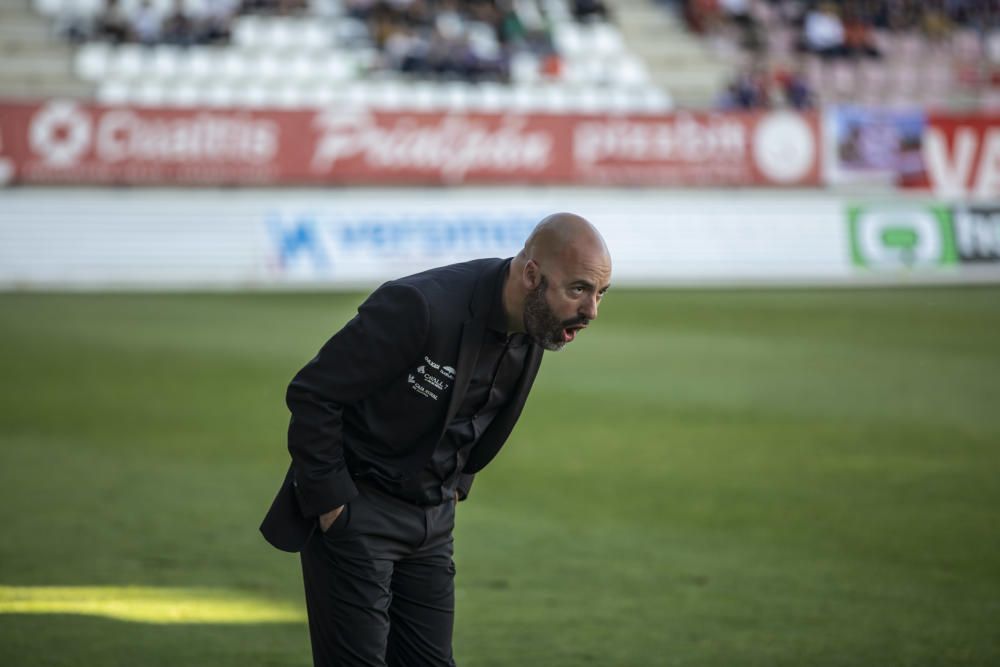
[523,259,541,289]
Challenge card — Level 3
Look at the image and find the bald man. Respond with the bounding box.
[260,213,612,667]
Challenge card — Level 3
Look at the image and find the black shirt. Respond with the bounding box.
[363,260,529,505]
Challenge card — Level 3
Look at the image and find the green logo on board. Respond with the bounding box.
[848,205,957,268]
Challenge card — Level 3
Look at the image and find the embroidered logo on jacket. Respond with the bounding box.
[407,357,453,401]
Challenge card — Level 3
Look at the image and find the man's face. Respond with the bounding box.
[523,276,572,351]
[523,250,611,351]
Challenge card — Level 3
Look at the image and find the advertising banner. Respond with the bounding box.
[824,109,1000,199]
[825,106,927,188]
[0,188,846,288]
[847,203,1000,270]
[3,187,998,289]
[0,100,822,187]
[920,114,1000,200]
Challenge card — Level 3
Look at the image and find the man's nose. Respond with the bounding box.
[580,296,599,321]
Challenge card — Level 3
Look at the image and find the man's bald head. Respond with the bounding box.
[521,212,609,268]
[503,212,612,349]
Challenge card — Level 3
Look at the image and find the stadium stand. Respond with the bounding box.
[670,0,1000,110]
[20,0,672,112]
[6,0,996,111]
[0,1,91,98]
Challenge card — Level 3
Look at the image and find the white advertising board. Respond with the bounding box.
[0,188,997,289]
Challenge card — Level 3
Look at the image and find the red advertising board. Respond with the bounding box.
[922,114,1000,199]
[0,99,822,187]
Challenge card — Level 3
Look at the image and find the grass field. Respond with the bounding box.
[1,287,998,667]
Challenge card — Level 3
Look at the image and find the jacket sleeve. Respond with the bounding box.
[456,473,475,501]
[286,282,430,517]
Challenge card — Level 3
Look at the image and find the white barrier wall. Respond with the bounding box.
[1,188,998,289]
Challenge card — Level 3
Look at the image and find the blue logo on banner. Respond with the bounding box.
[268,214,329,269]
[268,212,538,274]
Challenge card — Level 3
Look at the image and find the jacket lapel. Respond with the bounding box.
[441,316,485,430]
[462,342,544,473]
[438,260,499,438]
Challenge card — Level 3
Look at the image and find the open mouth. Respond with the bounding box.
[562,324,586,343]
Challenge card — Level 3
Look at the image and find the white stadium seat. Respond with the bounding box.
[440,82,471,112]
[162,81,201,107]
[134,80,167,106]
[637,88,673,113]
[570,86,604,113]
[264,20,298,52]
[318,53,355,82]
[616,55,649,87]
[334,18,370,47]
[96,79,130,105]
[253,52,283,81]
[606,88,634,114]
[232,16,265,50]
[368,81,409,110]
[509,52,540,84]
[234,82,271,108]
[149,46,182,80]
[75,42,111,81]
[178,47,217,81]
[399,82,439,111]
[301,22,332,51]
[204,83,237,108]
[540,0,571,22]
[287,52,322,83]
[302,85,338,107]
[272,84,307,108]
[588,23,625,55]
[310,0,344,18]
[539,85,572,113]
[511,85,545,112]
[110,45,148,79]
[553,24,584,58]
[469,82,511,112]
[218,50,251,81]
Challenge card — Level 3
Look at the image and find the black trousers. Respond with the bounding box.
[300,482,458,667]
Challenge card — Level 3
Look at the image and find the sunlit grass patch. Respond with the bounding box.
[0,586,304,624]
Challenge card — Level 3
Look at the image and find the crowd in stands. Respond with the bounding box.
[62,0,613,84]
[691,0,1000,110]
[716,64,814,109]
[684,0,999,50]
[68,0,246,45]
[700,0,998,60]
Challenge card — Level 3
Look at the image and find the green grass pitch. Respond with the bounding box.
[1,287,998,666]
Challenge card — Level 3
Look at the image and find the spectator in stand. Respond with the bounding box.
[922,4,953,42]
[241,0,306,14]
[843,6,881,58]
[95,0,130,44]
[683,0,721,35]
[776,66,813,108]
[130,0,163,45]
[386,24,431,73]
[163,0,196,46]
[801,3,847,58]
[501,0,554,54]
[720,0,762,52]
[572,0,610,23]
[201,0,239,43]
[345,0,379,21]
[718,65,771,109]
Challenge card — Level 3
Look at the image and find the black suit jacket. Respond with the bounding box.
[260,258,544,552]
